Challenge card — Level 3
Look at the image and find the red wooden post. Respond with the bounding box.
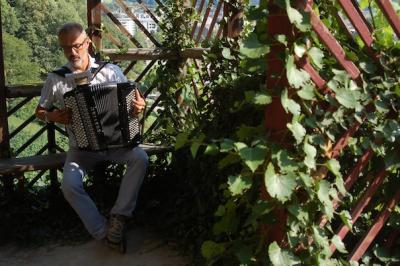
[262,1,294,244]
[0,3,13,195]
[87,0,102,56]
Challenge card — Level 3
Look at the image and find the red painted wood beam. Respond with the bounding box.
[331,120,363,158]
[348,189,400,262]
[343,148,374,190]
[206,0,223,41]
[329,169,387,255]
[296,57,327,90]
[302,2,361,82]
[318,149,375,228]
[375,0,400,39]
[338,0,374,47]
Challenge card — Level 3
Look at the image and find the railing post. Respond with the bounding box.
[87,0,102,57]
[47,122,58,191]
[261,0,296,245]
[0,3,13,195]
[223,0,243,38]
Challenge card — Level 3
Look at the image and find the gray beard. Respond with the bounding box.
[70,58,84,69]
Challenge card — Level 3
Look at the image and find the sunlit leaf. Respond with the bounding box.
[268,241,301,266]
[228,175,252,196]
[265,163,296,203]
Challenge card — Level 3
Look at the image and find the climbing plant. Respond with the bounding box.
[152,0,400,264]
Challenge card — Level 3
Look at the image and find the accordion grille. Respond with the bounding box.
[64,94,89,148]
[76,92,100,150]
[125,89,140,139]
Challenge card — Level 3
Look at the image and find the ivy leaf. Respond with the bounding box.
[335,87,361,109]
[238,146,266,172]
[308,47,324,69]
[304,142,317,170]
[297,83,315,100]
[359,61,377,74]
[220,139,235,152]
[287,120,306,144]
[276,150,298,172]
[294,43,306,58]
[268,241,300,266]
[336,176,347,196]
[201,241,225,259]
[214,205,225,217]
[240,32,270,59]
[175,132,188,150]
[245,200,274,227]
[312,227,331,256]
[288,203,309,225]
[190,134,205,158]
[275,34,288,46]
[286,55,310,89]
[234,142,247,151]
[285,0,310,32]
[191,142,201,158]
[299,172,313,188]
[218,153,240,169]
[332,235,348,254]
[245,90,272,105]
[281,89,301,116]
[339,210,353,231]
[326,159,342,178]
[204,144,219,155]
[265,163,297,203]
[234,243,253,265]
[222,47,234,60]
[317,180,334,219]
[228,175,252,196]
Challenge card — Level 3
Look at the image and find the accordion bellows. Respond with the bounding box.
[63,81,141,151]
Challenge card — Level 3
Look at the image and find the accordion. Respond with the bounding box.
[63,81,141,151]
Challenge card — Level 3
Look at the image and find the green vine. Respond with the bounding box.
[153,0,400,264]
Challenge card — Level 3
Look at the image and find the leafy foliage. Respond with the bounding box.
[151,0,400,264]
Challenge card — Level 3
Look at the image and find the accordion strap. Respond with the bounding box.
[51,61,109,78]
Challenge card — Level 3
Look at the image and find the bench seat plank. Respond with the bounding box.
[0,143,172,175]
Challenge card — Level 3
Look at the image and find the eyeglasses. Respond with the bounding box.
[60,38,88,51]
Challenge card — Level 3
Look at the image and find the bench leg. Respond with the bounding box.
[3,175,14,196]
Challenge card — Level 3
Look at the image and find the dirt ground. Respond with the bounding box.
[0,227,188,266]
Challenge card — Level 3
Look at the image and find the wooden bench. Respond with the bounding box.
[0,143,172,175]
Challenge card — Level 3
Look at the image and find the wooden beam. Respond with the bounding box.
[349,190,400,262]
[0,3,10,159]
[6,84,42,98]
[102,48,208,61]
[87,0,102,54]
[0,144,172,175]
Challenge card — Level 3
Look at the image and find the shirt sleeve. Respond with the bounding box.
[107,64,128,83]
[38,74,56,110]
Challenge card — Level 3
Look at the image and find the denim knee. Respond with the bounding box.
[128,147,149,167]
[61,162,84,199]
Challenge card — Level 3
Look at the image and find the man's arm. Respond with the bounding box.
[35,105,72,125]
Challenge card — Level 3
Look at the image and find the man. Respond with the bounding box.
[35,23,148,251]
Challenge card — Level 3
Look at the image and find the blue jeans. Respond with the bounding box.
[61,146,148,240]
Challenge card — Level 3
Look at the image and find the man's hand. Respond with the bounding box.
[132,89,146,117]
[47,108,72,125]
